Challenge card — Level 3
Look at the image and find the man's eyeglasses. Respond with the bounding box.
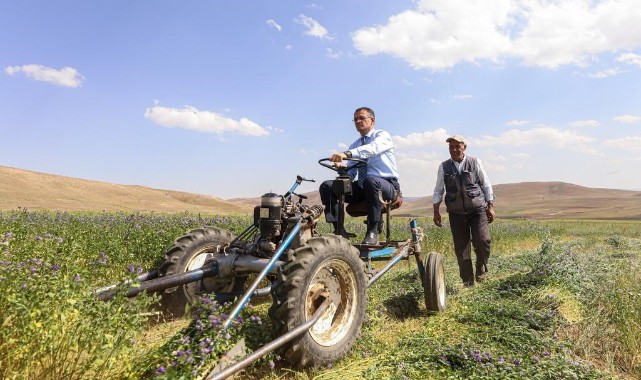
[353,116,371,123]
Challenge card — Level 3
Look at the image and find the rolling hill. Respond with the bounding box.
[2,165,640,220]
[0,165,251,214]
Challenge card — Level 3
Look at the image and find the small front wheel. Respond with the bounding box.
[269,235,367,368]
[423,252,446,314]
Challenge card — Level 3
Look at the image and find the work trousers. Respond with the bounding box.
[448,208,491,284]
[319,176,398,223]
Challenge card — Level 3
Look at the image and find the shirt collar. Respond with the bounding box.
[451,155,466,166]
[362,129,376,140]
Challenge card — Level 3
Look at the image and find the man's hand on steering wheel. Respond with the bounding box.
[318,157,367,172]
[329,152,347,162]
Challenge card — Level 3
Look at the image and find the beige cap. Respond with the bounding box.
[446,135,467,145]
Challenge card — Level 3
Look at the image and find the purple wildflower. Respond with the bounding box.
[35,236,43,241]
[74,274,80,282]
[269,360,275,369]
[514,358,521,366]
[128,264,135,273]
[155,366,166,375]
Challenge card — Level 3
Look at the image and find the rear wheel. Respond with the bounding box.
[269,235,366,368]
[159,227,243,318]
[423,252,446,314]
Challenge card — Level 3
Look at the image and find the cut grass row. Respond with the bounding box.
[1,211,639,379]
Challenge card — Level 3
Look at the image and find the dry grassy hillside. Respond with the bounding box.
[398,182,641,220]
[235,182,641,220]
[2,165,640,219]
[0,166,252,214]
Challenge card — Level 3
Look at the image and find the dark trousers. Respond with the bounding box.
[319,176,398,223]
[448,209,491,284]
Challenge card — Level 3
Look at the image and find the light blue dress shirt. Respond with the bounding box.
[345,129,400,181]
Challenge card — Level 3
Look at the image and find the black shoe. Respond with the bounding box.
[361,231,379,245]
[363,220,384,234]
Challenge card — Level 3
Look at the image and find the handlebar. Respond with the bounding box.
[284,175,315,202]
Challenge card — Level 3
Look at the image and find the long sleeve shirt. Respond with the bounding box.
[345,129,400,180]
[432,155,494,204]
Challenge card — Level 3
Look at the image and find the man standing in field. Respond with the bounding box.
[432,135,495,287]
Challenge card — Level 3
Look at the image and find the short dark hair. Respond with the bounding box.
[354,107,375,119]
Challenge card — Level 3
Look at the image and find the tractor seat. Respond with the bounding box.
[345,191,404,217]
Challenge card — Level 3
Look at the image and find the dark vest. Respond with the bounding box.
[442,156,486,215]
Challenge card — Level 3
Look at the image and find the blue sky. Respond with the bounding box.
[2,0,640,199]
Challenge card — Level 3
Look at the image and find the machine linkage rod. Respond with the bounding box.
[97,266,217,301]
[367,243,411,287]
[206,298,331,380]
[94,269,159,299]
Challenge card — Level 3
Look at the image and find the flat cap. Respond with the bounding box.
[446,135,467,145]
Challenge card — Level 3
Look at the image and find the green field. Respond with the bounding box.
[1,211,640,379]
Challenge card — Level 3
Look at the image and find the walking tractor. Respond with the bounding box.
[97,160,447,379]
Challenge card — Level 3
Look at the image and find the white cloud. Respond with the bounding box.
[4,64,84,87]
[616,52,641,67]
[326,48,341,59]
[602,136,641,151]
[570,119,600,128]
[352,0,641,70]
[265,125,284,133]
[587,68,621,78]
[353,0,513,70]
[506,119,531,126]
[295,14,331,40]
[453,94,473,100]
[144,105,269,137]
[393,128,450,148]
[613,114,641,123]
[477,125,598,154]
[476,126,598,154]
[266,19,282,32]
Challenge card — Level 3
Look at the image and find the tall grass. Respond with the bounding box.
[1,211,640,379]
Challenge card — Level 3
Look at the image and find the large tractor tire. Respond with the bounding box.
[159,227,242,318]
[269,235,367,368]
[423,251,446,314]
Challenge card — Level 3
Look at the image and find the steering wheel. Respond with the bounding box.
[318,157,367,172]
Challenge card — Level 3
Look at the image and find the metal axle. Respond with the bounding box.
[97,254,281,301]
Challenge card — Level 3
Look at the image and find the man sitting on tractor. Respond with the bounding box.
[319,106,402,245]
